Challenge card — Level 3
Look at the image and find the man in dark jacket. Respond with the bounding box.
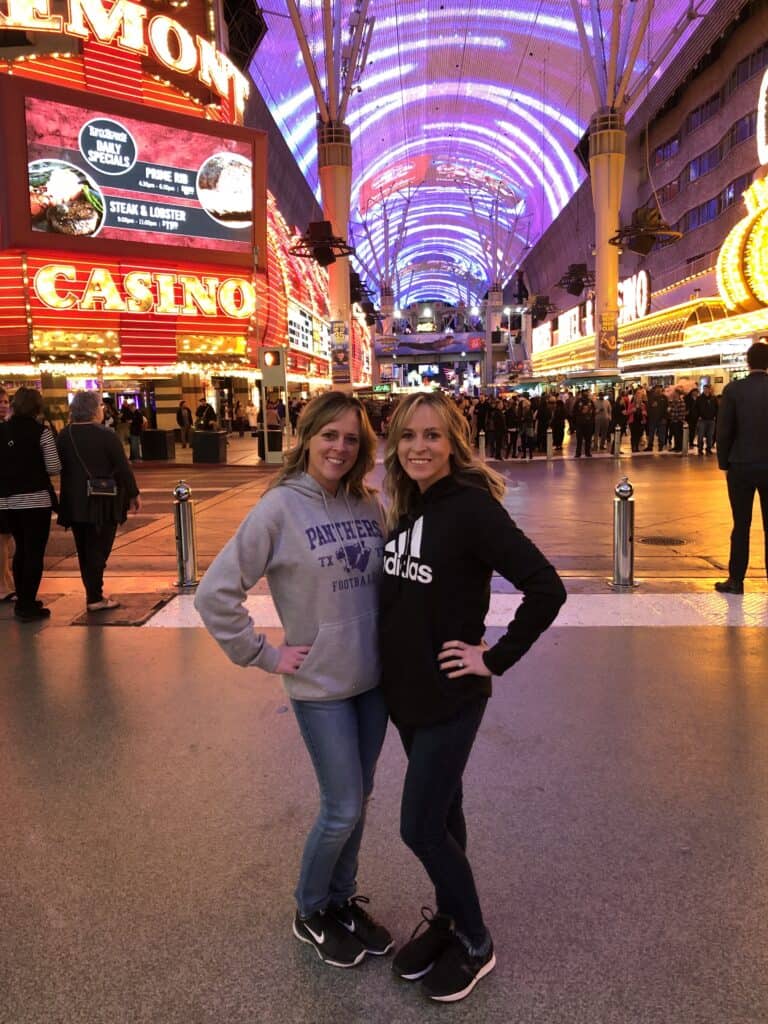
[571,391,596,458]
[694,384,718,455]
[646,386,668,452]
[714,340,768,594]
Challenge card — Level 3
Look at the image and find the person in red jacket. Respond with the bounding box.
[379,391,566,1003]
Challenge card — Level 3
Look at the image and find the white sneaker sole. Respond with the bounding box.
[425,952,497,1002]
[292,920,366,968]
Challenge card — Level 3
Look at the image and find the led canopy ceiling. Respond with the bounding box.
[250,1,719,305]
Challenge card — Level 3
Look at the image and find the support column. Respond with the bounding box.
[589,108,625,369]
[483,286,502,389]
[318,119,352,388]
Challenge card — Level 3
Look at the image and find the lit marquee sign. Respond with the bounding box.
[758,68,768,166]
[33,263,256,319]
[716,69,768,312]
[0,0,250,119]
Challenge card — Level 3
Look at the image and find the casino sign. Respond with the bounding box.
[0,0,250,119]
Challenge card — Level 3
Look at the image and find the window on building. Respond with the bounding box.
[653,134,680,166]
[686,92,721,133]
[688,144,720,182]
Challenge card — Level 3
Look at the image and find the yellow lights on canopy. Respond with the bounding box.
[716,177,768,312]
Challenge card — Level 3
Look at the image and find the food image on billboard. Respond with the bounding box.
[29,159,105,238]
[196,153,252,228]
[25,97,253,254]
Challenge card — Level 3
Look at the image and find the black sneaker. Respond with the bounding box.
[292,909,366,968]
[392,907,453,980]
[14,604,51,622]
[328,895,393,955]
[421,933,496,1003]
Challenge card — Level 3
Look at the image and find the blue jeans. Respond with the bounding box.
[696,419,715,452]
[291,687,389,917]
[129,435,142,460]
[398,697,488,945]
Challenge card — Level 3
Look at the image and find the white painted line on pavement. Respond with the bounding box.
[144,592,768,629]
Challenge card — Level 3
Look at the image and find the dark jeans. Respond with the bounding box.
[71,521,119,604]
[398,697,488,945]
[574,424,593,456]
[648,419,667,451]
[668,421,684,452]
[726,464,768,583]
[6,507,51,610]
[629,421,645,451]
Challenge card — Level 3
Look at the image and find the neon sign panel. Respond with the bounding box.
[0,0,250,119]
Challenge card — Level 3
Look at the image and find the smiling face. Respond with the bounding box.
[306,408,362,495]
[397,403,453,493]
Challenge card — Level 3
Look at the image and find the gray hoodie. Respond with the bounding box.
[194,472,384,701]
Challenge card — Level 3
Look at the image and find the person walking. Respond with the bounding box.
[695,384,718,455]
[714,341,768,594]
[667,387,687,453]
[176,400,193,448]
[57,391,142,612]
[628,388,647,452]
[379,391,566,1002]
[127,403,145,462]
[0,387,16,601]
[0,387,61,621]
[194,392,393,969]
[571,390,596,458]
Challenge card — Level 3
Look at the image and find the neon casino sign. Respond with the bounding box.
[33,263,256,319]
[554,271,651,345]
[0,0,250,119]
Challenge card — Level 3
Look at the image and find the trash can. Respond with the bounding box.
[192,429,227,463]
[141,429,176,461]
[257,429,283,460]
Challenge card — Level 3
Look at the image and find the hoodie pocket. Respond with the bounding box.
[293,610,380,693]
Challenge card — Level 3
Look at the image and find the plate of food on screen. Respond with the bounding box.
[29,159,105,237]
[196,152,252,228]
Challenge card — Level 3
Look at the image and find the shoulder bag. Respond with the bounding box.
[70,428,118,497]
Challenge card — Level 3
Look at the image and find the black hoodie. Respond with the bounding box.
[379,475,566,727]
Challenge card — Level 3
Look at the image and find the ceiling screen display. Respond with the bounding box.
[25,97,253,254]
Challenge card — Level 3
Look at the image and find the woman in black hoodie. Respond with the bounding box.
[380,391,565,1003]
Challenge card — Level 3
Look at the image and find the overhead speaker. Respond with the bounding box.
[222,0,268,73]
[574,130,590,175]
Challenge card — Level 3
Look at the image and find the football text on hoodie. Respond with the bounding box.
[195,472,385,701]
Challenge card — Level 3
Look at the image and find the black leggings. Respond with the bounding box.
[71,521,119,604]
[6,507,51,610]
[397,698,488,944]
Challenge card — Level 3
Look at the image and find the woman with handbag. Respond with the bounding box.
[195,392,392,970]
[379,391,566,1002]
[57,391,141,612]
[0,387,61,621]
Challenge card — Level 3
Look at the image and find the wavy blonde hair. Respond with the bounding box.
[383,391,505,529]
[269,391,377,500]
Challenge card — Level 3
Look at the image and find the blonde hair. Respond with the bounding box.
[383,392,505,529]
[269,392,377,500]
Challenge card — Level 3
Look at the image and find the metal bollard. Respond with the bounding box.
[173,480,198,588]
[681,422,690,456]
[611,476,637,590]
[613,425,622,458]
[546,427,553,460]
[478,430,486,460]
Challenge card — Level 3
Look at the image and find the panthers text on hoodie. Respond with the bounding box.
[379,475,566,727]
[195,473,384,701]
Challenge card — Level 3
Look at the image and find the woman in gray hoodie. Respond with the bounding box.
[194,392,391,969]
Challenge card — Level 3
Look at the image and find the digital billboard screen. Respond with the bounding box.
[25,96,254,256]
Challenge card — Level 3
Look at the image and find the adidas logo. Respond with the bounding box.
[383,517,433,584]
